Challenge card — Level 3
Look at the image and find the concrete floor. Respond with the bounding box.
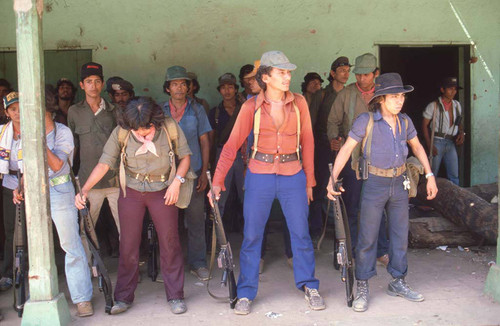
[0,226,499,326]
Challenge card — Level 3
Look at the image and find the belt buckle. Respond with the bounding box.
[144,174,150,182]
[393,167,397,176]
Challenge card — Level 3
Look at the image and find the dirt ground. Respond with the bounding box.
[0,224,499,326]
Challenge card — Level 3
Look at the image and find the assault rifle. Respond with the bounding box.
[328,163,354,307]
[206,171,237,309]
[72,174,114,314]
[147,218,159,282]
[13,171,27,317]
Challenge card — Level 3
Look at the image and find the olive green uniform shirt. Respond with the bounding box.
[327,83,370,141]
[67,99,118,189]
[99,121,192,192]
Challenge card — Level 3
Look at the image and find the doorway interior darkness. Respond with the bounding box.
[379,45,471,187]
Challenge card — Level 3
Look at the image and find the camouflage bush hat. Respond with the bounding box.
[165,66,189,81]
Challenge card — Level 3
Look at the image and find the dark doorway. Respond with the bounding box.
[379,45,471,186]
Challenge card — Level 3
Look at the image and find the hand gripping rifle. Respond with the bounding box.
[13,171,27,317]
[206,171,237,309]
[147,217,159,282]
[69,164,114,314]
[328,163,354,307]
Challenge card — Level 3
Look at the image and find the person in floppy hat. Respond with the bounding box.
[162,65,212,282]
[301,72,324,107]
[208,73,245,221]
[209,50,325,315]
[421,77,464,185]
[327,72,437,312]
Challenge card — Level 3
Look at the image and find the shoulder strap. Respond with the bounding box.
[251,98,301,159]
[118,127,131,197]
[362,112,374,165]
[161,119,178,185]
[292,100,301,158]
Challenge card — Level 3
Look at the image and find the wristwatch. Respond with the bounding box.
[175,175,186,184]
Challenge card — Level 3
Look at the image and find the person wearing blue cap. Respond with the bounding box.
[210,51,325,315]
[327,73,437,312]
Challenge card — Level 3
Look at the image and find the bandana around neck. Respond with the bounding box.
[131,126,158,157]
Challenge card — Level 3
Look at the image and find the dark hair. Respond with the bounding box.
[368,95,384,112]
[163,79,191,95]
[217,83,239,92]
[0,79,12,91]
[239,64,254,84]
[117,96,165,130]
[255,66,273,91]
[301,78,320,94]
[45,84,59,113]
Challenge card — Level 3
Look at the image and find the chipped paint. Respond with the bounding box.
[13,0,32,12]
[56,39,81,49]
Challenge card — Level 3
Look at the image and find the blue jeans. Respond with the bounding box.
[183,175,207,269]
[50,181,93,304]
[432,138,459,185]
[341,159,389,258]
[355,174,409,281]
[237,170,319,300]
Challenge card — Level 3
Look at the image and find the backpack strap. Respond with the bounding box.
[117,127,131,197]
[162,118,179,185]
[362,112,374,166]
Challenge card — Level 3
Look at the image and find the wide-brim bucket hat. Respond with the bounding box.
[370,73,414,102]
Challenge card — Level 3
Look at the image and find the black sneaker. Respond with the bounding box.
[387,277,424,302]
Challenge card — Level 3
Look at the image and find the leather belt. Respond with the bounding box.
[253,152,299,163]
[368,164,406,178]
[9,169,21,176]
[435,132,455,141]
[126,167,167,183]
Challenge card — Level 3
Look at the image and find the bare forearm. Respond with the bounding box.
[46,148,64,172]
[409,139,432,174]
[332,137,358,181]
[82,163,110,193]
[176,155,190,178]
[200,134,210,173]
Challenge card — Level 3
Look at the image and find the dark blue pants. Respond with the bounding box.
[237,170,319,300]
[355,174,409,280]
[309,134,334,237]
[341,159,389,258]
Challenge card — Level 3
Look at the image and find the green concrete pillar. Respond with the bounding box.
[484,130,500,302]
[13,0,71,324]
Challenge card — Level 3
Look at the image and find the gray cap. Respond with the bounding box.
[218,73,238,87]
[352,53,377,74]
[260,51,297,71]
[165,66,189,81]
[111,79,134,93]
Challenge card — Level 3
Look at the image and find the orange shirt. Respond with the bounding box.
[213,91,316,190]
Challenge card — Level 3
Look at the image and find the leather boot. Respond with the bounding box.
[353,280,369,312]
